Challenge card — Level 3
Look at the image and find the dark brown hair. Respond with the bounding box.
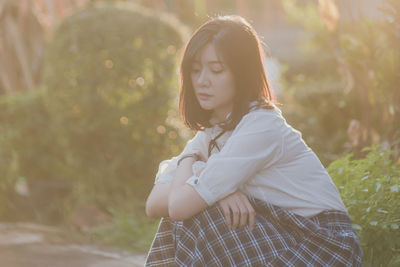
[179,15,276,131]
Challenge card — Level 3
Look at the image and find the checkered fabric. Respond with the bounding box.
[145,197,362,266]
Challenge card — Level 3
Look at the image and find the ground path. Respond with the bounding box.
[0,222,147,267]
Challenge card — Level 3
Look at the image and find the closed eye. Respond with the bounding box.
[211,69,223,74]
[210,62,224,74]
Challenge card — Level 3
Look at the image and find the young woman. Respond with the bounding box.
[145,15,362,266]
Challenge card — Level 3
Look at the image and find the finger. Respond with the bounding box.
[219,202,231,228]
[230,205,240,229]
[237,192,255,230]
[243,200,256,231]
[235,199,249,229]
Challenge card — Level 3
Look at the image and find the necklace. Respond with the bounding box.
[208,129,227,158]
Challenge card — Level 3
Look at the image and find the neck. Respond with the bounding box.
[212,104,233,124]
[212,110,230,124]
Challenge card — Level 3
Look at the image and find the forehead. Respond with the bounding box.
[193,43,224,64]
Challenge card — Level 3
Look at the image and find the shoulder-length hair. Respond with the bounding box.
[179,15,276,131]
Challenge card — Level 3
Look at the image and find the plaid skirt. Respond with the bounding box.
[145,197,362,266]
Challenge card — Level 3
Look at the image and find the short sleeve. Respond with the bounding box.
[186,110,284,205]
[154,130,207,184]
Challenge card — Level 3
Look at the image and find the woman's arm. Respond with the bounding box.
[168,111,284,220]
[145,131,208,218]
[146,156,207,219]
[145,182,170,218]
[148,155,256,230]
[168,156,256,230]
[168,156,208,220]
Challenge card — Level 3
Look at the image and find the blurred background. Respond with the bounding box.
[0,0,399,265]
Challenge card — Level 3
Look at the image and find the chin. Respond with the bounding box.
[197,102,213,110]
[199,104,214,111]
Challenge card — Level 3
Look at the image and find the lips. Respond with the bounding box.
[198,93,212,100]
[198,93,212,97]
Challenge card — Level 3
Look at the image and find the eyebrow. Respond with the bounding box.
[192,60,224,65]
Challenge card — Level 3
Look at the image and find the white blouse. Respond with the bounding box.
[154,101,347,218]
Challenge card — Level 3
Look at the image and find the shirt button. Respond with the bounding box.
[194,179,198,184]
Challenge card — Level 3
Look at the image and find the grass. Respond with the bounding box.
[87,203,161,254]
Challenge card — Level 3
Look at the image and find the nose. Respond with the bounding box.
[197,69,210,87]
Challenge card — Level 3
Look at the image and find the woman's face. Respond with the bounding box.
[191,43,236,123]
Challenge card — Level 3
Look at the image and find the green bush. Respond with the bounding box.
[328,145,400,266]
[280,75,351,164]
[0,89,73,222]
[42,2,186,206]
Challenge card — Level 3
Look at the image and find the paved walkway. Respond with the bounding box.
[0,222,147,267]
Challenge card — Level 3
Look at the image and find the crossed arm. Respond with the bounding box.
[145,155,208,220]
[145,154,256,230]
[146,112,282,229]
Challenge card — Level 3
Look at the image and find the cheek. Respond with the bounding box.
[190,74,197,86]
[220,76,235,97]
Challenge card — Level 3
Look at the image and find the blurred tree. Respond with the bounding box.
[0,0,91,94]
[281,0,399,163]
[0,1,188,223]
[0,0,44,93]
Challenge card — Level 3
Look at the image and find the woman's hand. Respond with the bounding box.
[192,149,207,162]
[217,190,255,231]
[191,150,255,231]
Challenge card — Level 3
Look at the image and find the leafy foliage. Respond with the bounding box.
[281,0,400,164]
[0,3,188,224]
[328,145,400,266]
[90,205,159,253]
[42,2,186,205]
[0,90,72,222]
